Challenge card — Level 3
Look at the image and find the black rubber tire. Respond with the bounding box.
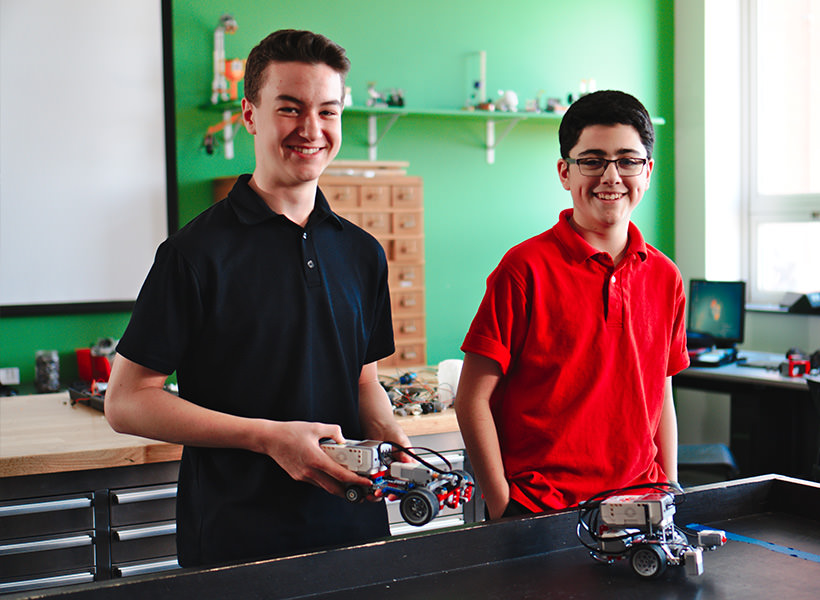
[630,544,667,578]
[344,485,365,503]
[399,488,439,526]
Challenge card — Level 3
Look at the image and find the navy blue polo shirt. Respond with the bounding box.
[117,174,394,566]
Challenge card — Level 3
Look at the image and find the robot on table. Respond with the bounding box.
[579,489,727,578]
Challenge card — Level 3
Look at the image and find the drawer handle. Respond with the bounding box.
[115,558,179,578]
[401,324,417,333]
[0,497,91,517]
[0,571,95,594]
[0,534,93,556]
[113,522,176,541]
[112,486,177,504]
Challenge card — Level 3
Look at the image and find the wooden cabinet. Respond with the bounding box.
[214,165,427,368]
[319,169,426,367]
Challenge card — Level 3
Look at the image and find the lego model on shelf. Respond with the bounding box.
[321,439,474,527]
[576,483,727,578]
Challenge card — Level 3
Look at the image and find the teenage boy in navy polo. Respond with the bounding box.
[105,29,411,567]
[456,90,689,520]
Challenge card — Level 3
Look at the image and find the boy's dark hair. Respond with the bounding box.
[244,29,351,105]
[559,90,655,159]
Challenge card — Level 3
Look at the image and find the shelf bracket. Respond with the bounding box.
[485,117,522,164]
[367,113,401,161]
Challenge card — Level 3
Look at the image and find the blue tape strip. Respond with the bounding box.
[687,523,820,564]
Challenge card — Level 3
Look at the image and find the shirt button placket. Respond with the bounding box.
[302,229,321,287]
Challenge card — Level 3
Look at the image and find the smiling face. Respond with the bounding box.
[557,123,654,235]
[242,60,344,190]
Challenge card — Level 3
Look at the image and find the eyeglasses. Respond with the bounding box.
[565,156,648,177]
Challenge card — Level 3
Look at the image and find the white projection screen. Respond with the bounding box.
[0,0,175,316]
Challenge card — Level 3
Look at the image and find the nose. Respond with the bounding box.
[600,160,622,183]
[299,112,321,139]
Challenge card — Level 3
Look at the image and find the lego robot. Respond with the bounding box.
[577,485,726,578]
[321,439,474,527]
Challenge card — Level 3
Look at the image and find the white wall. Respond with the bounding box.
[0,0,168,308]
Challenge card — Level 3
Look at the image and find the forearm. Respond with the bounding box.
[455,353,509,519]
[357,362,411,447]
[105,354,269,453]
[655,377,679,482]
[106,353,372,495]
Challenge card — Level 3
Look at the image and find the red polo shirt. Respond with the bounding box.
[462,209,689,511]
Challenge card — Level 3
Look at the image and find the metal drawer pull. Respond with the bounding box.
[115,558,179,578]
[113,522,176,541]
[0,497,91,517]
[0,571,95,594]
[0,534,93,556]
[112,486,177,504]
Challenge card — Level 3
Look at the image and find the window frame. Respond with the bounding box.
[744,0,820,305]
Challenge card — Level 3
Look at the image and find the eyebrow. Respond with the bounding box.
[576,148,644,157]
[275,94,343,108]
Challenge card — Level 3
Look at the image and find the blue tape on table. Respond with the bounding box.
[687,523,820,564]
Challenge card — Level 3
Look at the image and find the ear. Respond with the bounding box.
[644,158,655,189]
[557,158,571,191]
[241,97,257,135]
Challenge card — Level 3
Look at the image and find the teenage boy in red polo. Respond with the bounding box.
[456,90,689,519]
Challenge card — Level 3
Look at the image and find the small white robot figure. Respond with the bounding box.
[211,14,238,104]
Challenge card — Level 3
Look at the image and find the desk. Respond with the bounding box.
[674,351,817,479]
[11,475,819,600]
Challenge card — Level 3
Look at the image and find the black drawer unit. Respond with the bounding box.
[0,495,95,594]
[0,461,180,595]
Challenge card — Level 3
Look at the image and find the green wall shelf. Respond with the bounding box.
[345,106,665,164]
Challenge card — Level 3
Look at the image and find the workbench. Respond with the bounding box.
[7,475,818,600]
[0,392,464,594]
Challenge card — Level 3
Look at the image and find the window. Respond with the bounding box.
[747,0,820,304]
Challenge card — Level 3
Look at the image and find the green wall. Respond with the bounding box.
[0,0,674,387]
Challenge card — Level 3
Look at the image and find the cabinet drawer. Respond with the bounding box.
[389,263,424,289]
[360,185,391,208]
[0,495,92,539]
[110,484,177,526]
[361,211,391,235]
[113,557,179,579]
[389,238,424,262]
[392,212,423,236]
[394,317,425,341]
[110,520,176,564]
[323,185,359,210]
[0,570,95,595]
[391,185,422,208]
[0,532,94,579]
[391,290,425,314]
[392,342,426,365]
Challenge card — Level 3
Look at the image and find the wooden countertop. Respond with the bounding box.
[0,393,460,479]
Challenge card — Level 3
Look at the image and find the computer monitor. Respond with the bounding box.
[687,280,746,348]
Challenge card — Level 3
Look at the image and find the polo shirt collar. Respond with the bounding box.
[227,173,343,229]
[555,208,648,264]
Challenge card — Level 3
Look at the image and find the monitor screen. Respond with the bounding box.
[687,280,746,348]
